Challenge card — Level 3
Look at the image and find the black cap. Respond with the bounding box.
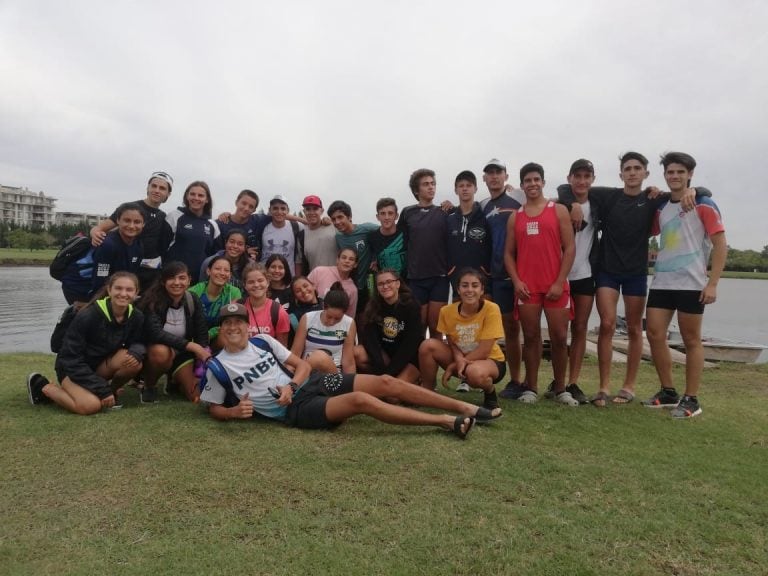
[569,159,594,175]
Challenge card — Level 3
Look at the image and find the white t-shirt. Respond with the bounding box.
[200,335,292,421]
[568,200,594,281]
[302,225,338,271]
[302,310,354,368]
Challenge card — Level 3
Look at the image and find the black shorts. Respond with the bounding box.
[492,359,507,384]
[284,372,356,429]
[647,289,704,315]
[569,277,596,297]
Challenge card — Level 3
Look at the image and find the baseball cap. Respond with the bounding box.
[455,170,477,187]
[569,159,595,175]
[218,302,249,324]
[302,195,323,208]
[148,171,173,191]
[269,194,289,206]
[483,159,506,172]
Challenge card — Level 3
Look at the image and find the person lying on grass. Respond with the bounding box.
[418,268,505,416]
[200,303,502,438]
[27,272,145,415]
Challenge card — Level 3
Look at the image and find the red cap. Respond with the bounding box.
[302,195,323,208]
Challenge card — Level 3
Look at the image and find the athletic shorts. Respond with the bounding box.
[171,350,195,376]
[488,278,515,314]
[408,276,449,306]
[491,359,507,385]
[569,276,596,296]
[596,271,648,297]
[517,290,572,309]
[647,289,704,315]
[285,372,356,429]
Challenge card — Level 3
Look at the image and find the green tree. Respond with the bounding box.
[7,229,32,249]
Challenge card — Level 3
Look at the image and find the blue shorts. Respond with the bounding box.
[488,278,515,315]
[596,272,647,297]
[408,276,449,306]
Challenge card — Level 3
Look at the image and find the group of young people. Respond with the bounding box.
[28,151,725,438]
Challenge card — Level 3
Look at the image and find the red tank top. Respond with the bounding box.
[513,201,567,293]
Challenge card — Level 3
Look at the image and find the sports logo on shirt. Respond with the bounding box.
[526,221,539,235]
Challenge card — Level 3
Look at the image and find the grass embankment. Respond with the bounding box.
[2,353,766,575]
[0,248,57,266]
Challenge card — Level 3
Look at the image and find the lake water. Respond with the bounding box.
[1,267,767,361]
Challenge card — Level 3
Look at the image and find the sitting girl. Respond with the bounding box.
[189,255,242,348]
[265,254,293,310]
[418,268,505,416]
[27,272,145,415]
[240,262,290,346]
[291,283,357,374]
[139,262,211,403]
[355,269,423,383]
[307,248,358,318]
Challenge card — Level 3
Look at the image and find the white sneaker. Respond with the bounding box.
[518,390,538,404]
[456,381,471,393]
[555,391,579,407]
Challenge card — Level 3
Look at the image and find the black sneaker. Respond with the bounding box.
[670,396,702,419]
[543,380,556,400]
[483,389,500,411]
[642,388,680,408]
[566,383,589,405]
[139,386,158,404]
[27,373,50,405]
[498,380,525,400]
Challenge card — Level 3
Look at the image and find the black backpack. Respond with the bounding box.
[49,235,92,280]
[50,305,79,353]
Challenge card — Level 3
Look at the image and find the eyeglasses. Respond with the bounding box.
[376,279,398,288]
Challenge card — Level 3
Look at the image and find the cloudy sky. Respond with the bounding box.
[1,0,766,249]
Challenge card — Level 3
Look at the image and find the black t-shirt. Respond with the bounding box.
[397,204,448,279]
[368,229,407,278]
[110,199,170,259]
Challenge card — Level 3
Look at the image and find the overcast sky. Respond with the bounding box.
[1,0,766,249]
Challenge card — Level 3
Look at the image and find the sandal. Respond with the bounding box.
[612,389,635,405]
[452,416,475,440]
[475,406,503,423]
[590,391,611,408]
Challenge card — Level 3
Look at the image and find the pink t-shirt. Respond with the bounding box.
[243,298,290,339]
[307,266,358,317]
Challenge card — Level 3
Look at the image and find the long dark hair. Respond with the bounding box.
[139,261,190,313]
[324,281,350,312]
[362,268,413,328]
[265,253,293,288]
[87,271,140,308]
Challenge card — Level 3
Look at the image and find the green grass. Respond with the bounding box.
[0,248,57,265]
[2,354,767,575]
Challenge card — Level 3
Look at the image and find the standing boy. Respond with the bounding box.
[260,195,303,276]
[398,168,449,338]
[299,194,338,272]
[642,152,726,418]
[504,163,576,405]
[368,198,407,278]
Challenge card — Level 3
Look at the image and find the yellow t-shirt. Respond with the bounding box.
[437,300,505,362]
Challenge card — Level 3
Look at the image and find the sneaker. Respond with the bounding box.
[543,380,556,400]
[483,389,500,411]
[139,386,158,404]
[642,388,680,408]
[26,373,50,405]
[518,389,539,404]
[565,383,590,405]
[670,396,702,419]
[499,380,525,400]
[555,391,579,407]
[456,380,471,393]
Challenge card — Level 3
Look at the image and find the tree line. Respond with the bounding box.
[2,221,767,272]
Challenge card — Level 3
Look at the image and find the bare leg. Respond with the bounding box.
[143,344,174,388]
[353,345,371,372]
[171,363,200,402]
[324,392,462,431]
[501,313,522,383]
[678,311,704,397]
[568,293,594,386]
[621,294,647,395]
[417,338,452,389]
[306,350,338,374]
[464,360,499,393]
[396,363,421,384]
[544,307,570,394]
[518,303,543,392]
[595,287,619,395]
[646,307,675,389]
[42,378,103,415]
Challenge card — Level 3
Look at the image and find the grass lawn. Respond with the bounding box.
[2,353,767,575]
[0,248,58,265]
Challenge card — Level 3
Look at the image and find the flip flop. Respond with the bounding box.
[452,416,475,440]
[590,391,611,408]
[474,406,503,424]
[612,389,635,405]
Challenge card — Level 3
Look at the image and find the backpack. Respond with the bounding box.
[50,305,79,353]
[49,235,92,280]
[198,335,293,407]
